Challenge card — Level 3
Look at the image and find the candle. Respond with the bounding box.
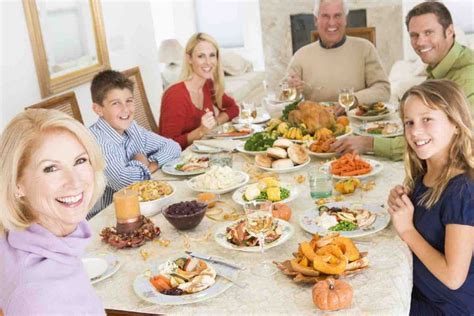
[113,189,141,223]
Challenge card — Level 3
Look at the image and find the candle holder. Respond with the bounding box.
[113,189,143,234]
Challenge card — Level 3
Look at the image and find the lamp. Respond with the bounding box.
[158,39,184,65]
[158,39,184,87]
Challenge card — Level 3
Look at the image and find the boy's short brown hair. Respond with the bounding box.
[91,70,134,105]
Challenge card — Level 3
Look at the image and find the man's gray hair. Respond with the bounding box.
[313,0,349,16]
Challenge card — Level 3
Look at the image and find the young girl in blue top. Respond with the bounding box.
[388,79,474,315]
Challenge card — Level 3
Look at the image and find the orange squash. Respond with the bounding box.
[336,116,350,127]
[272,203,292,221]
[312,278,353,311]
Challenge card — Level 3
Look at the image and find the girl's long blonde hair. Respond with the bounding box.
[400,79,474,208]
[180,32,225,109]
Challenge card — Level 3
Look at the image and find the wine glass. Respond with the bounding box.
[338,88,355,113]
[279,75,298,102]
[243,199,276,276]
[241,102,255,126]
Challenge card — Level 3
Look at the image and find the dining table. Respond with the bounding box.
[87,123,413,315]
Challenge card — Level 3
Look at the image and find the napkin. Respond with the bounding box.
[194,139,244,152]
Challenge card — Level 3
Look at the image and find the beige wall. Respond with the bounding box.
[259,0,404,91]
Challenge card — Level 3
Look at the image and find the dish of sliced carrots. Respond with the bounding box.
[329,153,372,176]
[320,154,383,179]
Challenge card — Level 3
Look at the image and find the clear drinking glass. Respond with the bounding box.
[241,102,255,125]
[308,169,333,199]
[243,199,276,276]
[338,88,355,113]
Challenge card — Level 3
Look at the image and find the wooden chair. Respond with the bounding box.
[25,91,84,123]
[311,26,376,46]
[121,67,159,133]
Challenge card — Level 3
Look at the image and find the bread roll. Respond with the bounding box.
[273,138,293,149]
[267,147,288,159]
[287,144,309,165]
[272,159,294,169]
[255,154,273,168]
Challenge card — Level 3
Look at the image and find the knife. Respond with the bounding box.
[185,251,245,270]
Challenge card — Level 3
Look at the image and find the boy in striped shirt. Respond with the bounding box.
[88,70,181,219]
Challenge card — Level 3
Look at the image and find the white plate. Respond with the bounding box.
[133,258,236,305]
[191,144,223,154]
[186,171,250,194]
[319,158,383,180]
[307,150,336,159]
[257,157,310,174]
[162,157,209,176]
[235,143,268,155]
[208,124,263,140]
[214,219,294,252]
[354,120,404,138]
[347,103,397,122]
[232,112,271,125]
[82,252,121,285]
[232,182,298,206]
[299,202,390,238]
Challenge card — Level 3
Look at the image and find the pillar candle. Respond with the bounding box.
[113,189,141,223]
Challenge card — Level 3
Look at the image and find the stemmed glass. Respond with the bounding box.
[240,102,255,126]
[243,199,276,276]
[338,88,355,113]
[279,75,298,102]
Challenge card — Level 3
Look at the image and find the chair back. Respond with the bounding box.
[25,91,84,123]
[311,27,376,46]
[121,67,159,133]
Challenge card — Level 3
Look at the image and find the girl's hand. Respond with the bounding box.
[388,193,415,240]
[387,185,407,209]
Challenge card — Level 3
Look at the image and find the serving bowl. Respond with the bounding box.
[124,181,176,217]
[162,200,207,230]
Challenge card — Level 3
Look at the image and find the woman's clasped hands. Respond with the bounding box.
[387,185,416,240]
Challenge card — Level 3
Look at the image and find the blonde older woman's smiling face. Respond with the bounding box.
[17,130,95,236]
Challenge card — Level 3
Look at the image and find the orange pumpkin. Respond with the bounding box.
[336,116,350,127]
[312,278,353,311]
[272,203,292,221]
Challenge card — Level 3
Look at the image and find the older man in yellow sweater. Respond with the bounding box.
[287,0,390,105]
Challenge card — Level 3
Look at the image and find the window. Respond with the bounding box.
[195,0,244,48]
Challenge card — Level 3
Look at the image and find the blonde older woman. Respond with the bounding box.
[159,32,240,149]
[0,109,106,315]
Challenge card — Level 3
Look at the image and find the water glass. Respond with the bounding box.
[308,170,333,199]
[210,152,233,168]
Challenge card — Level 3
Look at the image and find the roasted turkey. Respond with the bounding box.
[288,101,336,134]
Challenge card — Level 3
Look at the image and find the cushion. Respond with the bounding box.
[221,52,253,76]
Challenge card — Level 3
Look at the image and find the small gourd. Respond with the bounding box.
[272,203,292,221]
[312,278,353,311]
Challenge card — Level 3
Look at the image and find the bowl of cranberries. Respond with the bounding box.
[162,200,207,230]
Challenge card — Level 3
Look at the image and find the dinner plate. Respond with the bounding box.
[232,112,271,125]
[235,143,268,155]
[256,157,310,174]
[82,252,121,285]
[354,120,404,138]
[186,171,250,194]
[319,158,383,180]
[307,150,336,159]
[299,202,390,238]
[214,219,294,252]
[133,258,236,305]
[347,103,397,122]
[208,124,263,140]
[232,182,298,206]
[162,157,209,176]
[191,144,223,154]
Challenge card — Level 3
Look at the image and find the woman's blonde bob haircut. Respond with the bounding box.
[400,79,474,208]
[180,32,226,109]
[0,109,106,232]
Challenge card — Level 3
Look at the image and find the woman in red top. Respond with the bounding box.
[159,33,240,149]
